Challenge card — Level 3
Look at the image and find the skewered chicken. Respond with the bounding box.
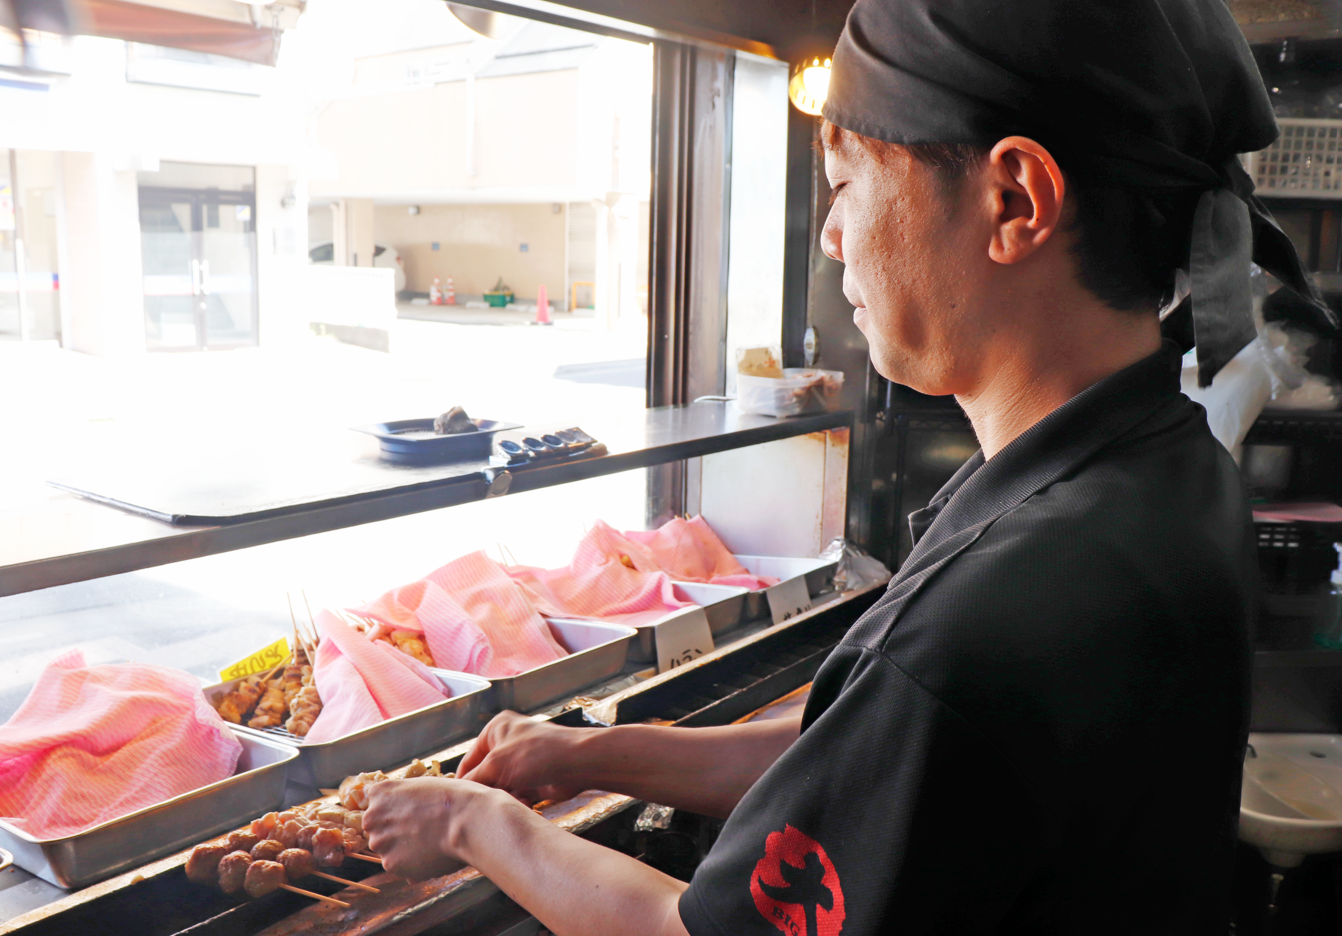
[311,827,346,867]
[244,859,287,899]
[185,843,228,886]
[278,847,316,882]
[217,851,253,895]
[247,679,287,729]
[226,830,261,854]
[251,839,285,862]
[284,685,322,737]
[250,812,279,840]
[338,770,389,811]
[215,678,263,724]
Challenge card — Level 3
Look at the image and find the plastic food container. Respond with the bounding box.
[735,368,844,418]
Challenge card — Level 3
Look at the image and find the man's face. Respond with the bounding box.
[821,136,986,395]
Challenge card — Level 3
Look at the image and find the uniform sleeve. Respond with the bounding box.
[678,647,1052,936]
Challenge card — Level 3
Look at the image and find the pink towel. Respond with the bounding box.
[508,522,692,626]
[305,611,449,744]
[624,516,779,590]
[0,650,242,840]
[358,551,567,678]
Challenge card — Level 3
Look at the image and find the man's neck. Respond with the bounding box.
[955,311,1163,459]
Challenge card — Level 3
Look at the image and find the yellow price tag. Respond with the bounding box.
[219,637,290,683]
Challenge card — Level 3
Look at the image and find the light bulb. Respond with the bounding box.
[789,55,832,116]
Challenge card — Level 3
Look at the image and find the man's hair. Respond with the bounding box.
[820,122,1199,315]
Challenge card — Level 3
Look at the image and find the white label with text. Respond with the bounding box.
[655,607,715,674]
[766,577,813,625]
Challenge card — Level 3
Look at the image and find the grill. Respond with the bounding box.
[2,588,882,936]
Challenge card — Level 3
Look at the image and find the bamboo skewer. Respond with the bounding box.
[347,853,384,865]
[280,883,350,908]
[312,871,379,893]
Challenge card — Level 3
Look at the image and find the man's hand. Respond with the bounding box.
[458,710,591,805]
[364,777,515,882]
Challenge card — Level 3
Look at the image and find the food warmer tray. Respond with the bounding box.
[352,418,523,465]
[0,729,295,890]
[734,555,838,622]
[206,670,492,789]
[623,582,750,664]
[489,619,636,713]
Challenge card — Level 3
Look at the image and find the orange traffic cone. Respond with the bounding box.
[430,277,443,305]
[535,284,552,325]
[445,277,456,305]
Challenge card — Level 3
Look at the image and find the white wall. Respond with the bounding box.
[57,152,146,356]
[255,164,310,348]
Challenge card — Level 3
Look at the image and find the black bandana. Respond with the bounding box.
[824,0,1337,386]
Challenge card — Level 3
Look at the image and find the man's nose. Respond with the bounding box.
[820,207,843,263]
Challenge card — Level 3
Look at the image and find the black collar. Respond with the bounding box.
[902,341,1185,572]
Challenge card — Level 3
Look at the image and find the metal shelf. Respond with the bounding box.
[0,402,852,598]
[1244,409,1342,446]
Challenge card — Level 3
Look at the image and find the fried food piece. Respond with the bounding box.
[312,827,345,867]
[279,848,316,881]
[185,843,229,886]
[250,812,279,840]
[217,851,253,895]
[403,758,429,779]
[251,839,285,862]
[433,405,477,434]
[390,631,434,666]
[214,677,262,724]
[226,830,261,853]
[297,824,320,851]
[244,860,287,899]
[338,771,388,810]
[247,679,287,730]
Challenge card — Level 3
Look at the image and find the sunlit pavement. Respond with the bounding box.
[0,316,652,721]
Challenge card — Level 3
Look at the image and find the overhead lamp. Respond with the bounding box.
[788,56,831,116]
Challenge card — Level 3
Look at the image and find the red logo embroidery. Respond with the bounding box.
[751,824,846,936]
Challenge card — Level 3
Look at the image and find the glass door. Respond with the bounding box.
[140,180,257,350]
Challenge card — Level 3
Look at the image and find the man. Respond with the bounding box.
[364,0,1334,932]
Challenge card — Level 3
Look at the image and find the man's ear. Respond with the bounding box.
[985,136,1066,265]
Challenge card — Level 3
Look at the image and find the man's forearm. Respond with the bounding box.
[563,717,800,818]
[457,791,690,936]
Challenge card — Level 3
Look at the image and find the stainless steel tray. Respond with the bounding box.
[734,555,838,622]
[490,619,636,713]
[624,583,749,663]
[212,670,492,789]
[0,729,295,890]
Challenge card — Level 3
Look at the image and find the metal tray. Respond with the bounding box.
[489,619,636,713]
[623,583,750,664]
[734,555,838,622]
[211,670,493,789]
[352,418,523,464]
[0,729,295,890]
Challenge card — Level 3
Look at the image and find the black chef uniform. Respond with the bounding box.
[679,343,1255,935]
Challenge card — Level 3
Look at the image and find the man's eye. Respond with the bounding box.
[828,183,847,207]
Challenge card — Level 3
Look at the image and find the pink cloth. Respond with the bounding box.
[623,516,779,590]
[358,551,567,678]
[0,650,242,840]
[1253,502,1342,523]
[507,522,693,627]
[305,611,449,743]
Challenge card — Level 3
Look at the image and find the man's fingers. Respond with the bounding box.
[457,734,493,777]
